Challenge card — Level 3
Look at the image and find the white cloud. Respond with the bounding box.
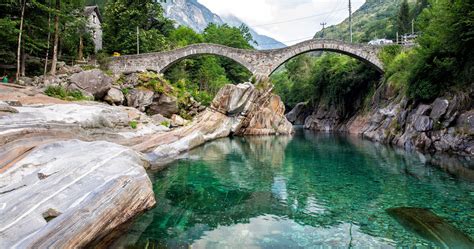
[198,0,366,45]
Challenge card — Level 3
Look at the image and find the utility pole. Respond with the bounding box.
[136,26,140,55]
[320,22,327,38]
[411,19,415,34]
[349,0,353,43]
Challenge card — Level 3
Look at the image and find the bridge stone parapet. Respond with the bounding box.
[109,39,384,78]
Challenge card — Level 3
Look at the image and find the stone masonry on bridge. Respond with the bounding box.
[108,39,384,78]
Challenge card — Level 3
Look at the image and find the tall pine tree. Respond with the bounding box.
[397,0,411,35]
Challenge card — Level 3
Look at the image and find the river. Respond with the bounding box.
[116,129,473,248]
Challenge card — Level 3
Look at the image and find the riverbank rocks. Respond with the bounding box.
[0,140,155,248]
[126,89,154,112]
[148,94,179,118]
[171,114,187,127]
[68,69,113,99]
[0,82,293,247]
[286,102,311,125]
[300,84,474,156]
[105,87,125,105]
[133,83,294,160]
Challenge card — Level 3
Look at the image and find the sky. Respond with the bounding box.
[198,0,366,45]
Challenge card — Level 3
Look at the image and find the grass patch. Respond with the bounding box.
[44,86,91,101]
[80,65,96,71]
[160,120,170,127]
[129,120,138,129]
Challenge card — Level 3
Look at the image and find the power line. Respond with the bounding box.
[250,8,347,27]
[257,35,316,46]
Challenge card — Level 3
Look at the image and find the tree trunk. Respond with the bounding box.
[16,0,26,82]
[20,48,26,77]
[50,0,60,76]
[78,35,84,61]
[44,0,52,76]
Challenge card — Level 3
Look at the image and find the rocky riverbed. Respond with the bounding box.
[287,84,474,157]
[0,81,292,247]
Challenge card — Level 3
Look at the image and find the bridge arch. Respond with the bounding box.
[109,44,258,75]
[254,39,384,77]
[108,39,384,78]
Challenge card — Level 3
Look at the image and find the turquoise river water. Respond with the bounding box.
[117,130,474,248]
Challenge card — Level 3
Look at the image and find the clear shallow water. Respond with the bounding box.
[117,130,474,248]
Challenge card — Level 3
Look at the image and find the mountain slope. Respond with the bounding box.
[161,0,286,49]
[314,0,416,43]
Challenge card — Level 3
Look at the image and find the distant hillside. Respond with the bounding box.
[314,0,416,43]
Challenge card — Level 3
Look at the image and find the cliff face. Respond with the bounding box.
[289,85,474,157]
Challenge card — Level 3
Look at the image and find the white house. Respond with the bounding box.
[84,6,103,52]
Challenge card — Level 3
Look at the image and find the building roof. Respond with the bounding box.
[84,5,102,23]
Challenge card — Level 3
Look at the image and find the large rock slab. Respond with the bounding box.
[68,69,113,99]
[148,94,179,118]
[126,89,154,112]
[0,140,155,248]
[134,83,294,160]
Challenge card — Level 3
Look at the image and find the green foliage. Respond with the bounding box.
[397,0,411,35]
[406,0,474,101]
[379,45,403,67]
[121,87,131,95]
[164,23,255,105]
[0,0,95,76]
[96,51,110,71]
[385,50,414,91]
[103,0,173,54]
[160,120,170,128]
[272,53,380,116]
[168,26,203,48]
[44,85,89,101]
[129,120,138,129]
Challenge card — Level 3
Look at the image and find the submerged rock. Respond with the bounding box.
[387,207,474,248]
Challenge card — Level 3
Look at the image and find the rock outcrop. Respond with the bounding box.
[286,102,311,125]
[0,82,293,247]
[125,89,154,112]
[148,94,179,118]
[299,86,473,156]
[134,83,294,160]
[0,140,155,248]
[68,69,113,99]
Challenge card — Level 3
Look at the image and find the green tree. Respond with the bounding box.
[168,26,203,48]
[397,0,411,35]
[103,0,173,54]
[407,0,474,100]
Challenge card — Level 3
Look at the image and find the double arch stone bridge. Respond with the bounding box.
[109,39,384,78]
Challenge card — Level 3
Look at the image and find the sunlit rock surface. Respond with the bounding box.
[134,83,294,161]
[0,82,294,246]
[0,140,155,248]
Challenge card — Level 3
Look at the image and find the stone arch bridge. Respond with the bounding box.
[109,39,384,78]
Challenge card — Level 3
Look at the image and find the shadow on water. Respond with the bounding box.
[115,129,474,248]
